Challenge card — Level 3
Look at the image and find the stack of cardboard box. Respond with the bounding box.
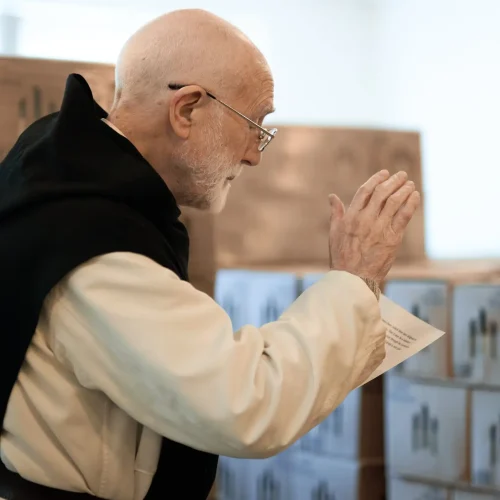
[286,376,385,500]
[214,269,386,500]
[213,269,296,500]
[384,261,500,499]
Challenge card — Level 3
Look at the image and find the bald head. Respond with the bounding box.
[108,9,275,213]
[115,9,270,104]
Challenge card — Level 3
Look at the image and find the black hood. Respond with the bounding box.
[0,73,182,234]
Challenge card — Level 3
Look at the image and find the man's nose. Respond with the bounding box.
[241,146,262,167]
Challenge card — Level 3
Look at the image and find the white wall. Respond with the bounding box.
[371,0,500,259]
[2,0,500,259]
[9,0,378,125]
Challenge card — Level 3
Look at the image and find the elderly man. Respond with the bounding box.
[0,8,419,500]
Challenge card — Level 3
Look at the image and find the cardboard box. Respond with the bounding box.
[214,269,299,329]
[297,377,384,460]
[385,376,469,482]
[180,208,217,297]
[0,57,115,161]
[388,477,450,500]
[384,260,500,379]
[471,389,500,488]
[181,127,425,275]
[453,284,500,384]
[452,490,500,500]
[286,452,384,500]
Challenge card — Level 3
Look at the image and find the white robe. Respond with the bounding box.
[0,251,385,500]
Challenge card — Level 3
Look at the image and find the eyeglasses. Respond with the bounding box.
[168,83,277,152]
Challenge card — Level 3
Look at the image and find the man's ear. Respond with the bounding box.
[169,87,204,140]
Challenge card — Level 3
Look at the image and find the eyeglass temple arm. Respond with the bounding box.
[168,83,274,138]
[212,98,273,137]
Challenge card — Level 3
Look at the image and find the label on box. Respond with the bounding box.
[471,390,500,488]
[215,270,297,330]
[453,285,500,384]
[385,377,468,481]
[286,453,361,500]
[297,388,362,459]
[389,478,450,500]
[384,281,449,377]
[245,456,289,500]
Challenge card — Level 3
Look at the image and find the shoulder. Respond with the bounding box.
[66,251,182,285]
[21,196,184,274]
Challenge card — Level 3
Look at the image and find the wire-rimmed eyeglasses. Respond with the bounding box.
[168,83,277,152]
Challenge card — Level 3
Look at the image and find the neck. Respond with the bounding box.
[106,109,189,207]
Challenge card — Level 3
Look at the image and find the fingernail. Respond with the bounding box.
[406,180,414,187]
[380,170,389,176]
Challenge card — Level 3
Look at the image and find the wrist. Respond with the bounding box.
[361,277,381,301]
[330,266,382,301]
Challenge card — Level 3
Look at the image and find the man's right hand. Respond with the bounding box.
[328,170,421,286]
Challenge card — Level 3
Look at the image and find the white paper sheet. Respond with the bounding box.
[360,294,446,386]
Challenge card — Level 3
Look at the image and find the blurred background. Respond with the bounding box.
[2,1,500,499]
